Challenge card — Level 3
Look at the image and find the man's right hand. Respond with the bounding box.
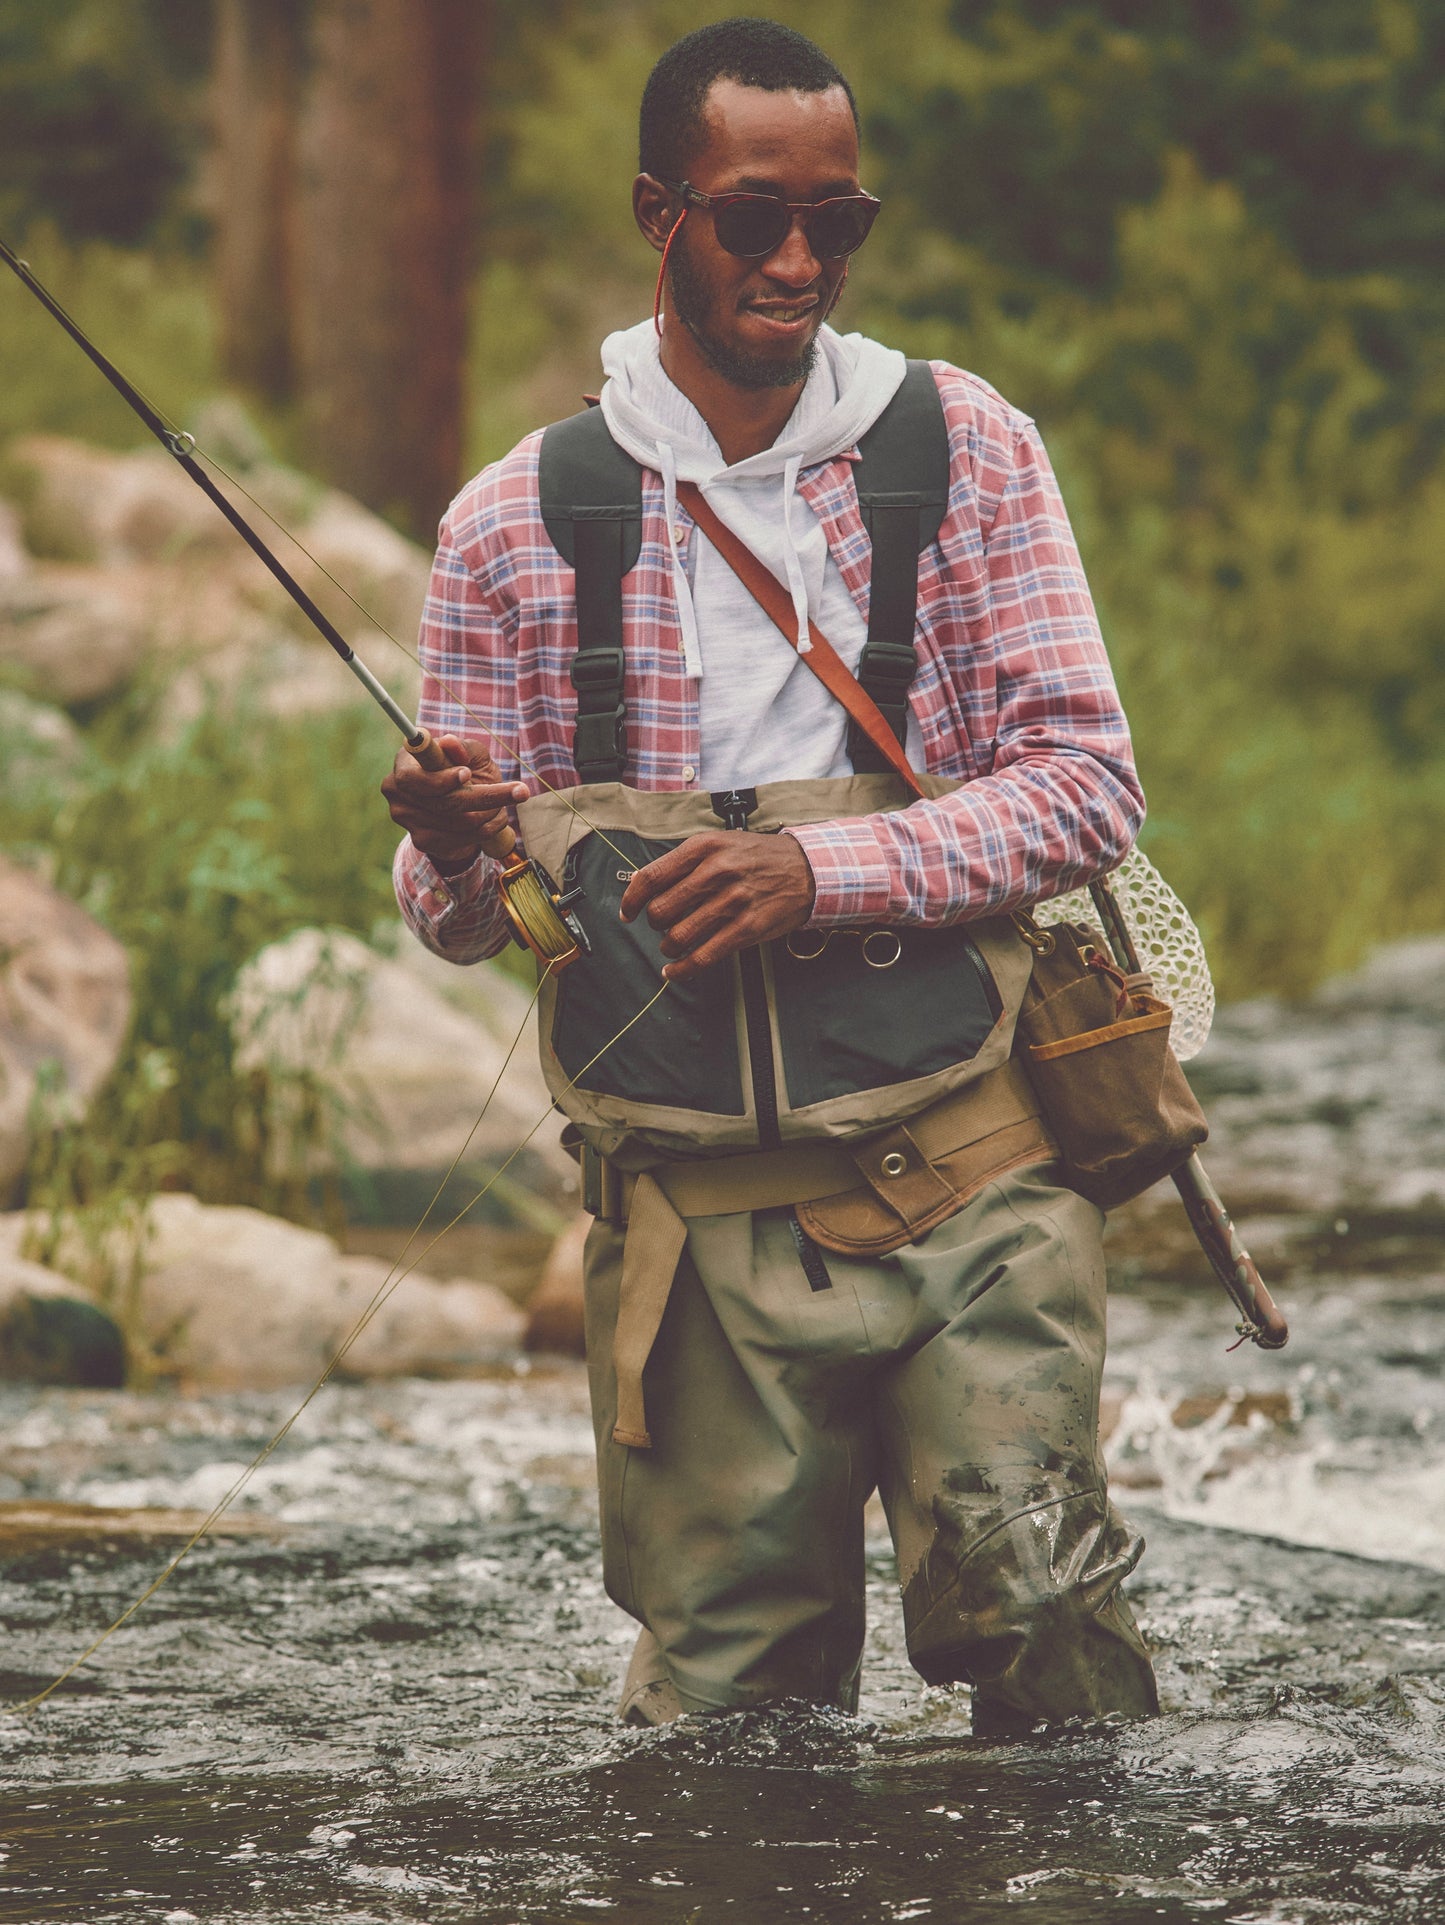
[381,734,530,876]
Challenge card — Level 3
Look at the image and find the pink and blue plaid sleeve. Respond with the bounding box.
[790,420,1144,926]
[392,524,517,963]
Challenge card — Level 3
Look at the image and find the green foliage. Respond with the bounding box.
[0,0,210,247]
[3,692,404,1225]
[0,230,216,451]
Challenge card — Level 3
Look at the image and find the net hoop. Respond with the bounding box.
[1036,847,1214,1061]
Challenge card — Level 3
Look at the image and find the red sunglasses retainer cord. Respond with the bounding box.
[653,210,686,339]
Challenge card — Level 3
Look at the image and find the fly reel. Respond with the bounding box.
[496,849,588,969]
[409,728,588,970]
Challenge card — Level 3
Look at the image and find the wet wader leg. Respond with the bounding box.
[875,1167,1158,1733]
[583,1214,875,1721]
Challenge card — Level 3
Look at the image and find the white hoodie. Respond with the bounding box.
[599,318,919,789]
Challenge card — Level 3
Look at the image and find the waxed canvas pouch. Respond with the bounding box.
[1014,919,1207,1210]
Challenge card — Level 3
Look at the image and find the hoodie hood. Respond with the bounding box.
[598,319,906,673]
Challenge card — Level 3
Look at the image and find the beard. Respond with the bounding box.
[668,236,820,391]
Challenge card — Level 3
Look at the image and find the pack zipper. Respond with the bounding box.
[710,789,831,1290]
[710,789,780,1150]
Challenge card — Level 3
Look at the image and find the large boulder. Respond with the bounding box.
[0,1195,524,1387]
[229,927,570,1192]
[0,432,426,714]
[0,858,131,1199]
[0,565,150,705]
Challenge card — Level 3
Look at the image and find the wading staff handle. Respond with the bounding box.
[1171,1153,1289,1348]
[407,727,517,863]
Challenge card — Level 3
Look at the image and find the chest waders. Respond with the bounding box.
[523,366,1158,1728]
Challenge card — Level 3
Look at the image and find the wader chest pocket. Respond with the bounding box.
[773,926,1001,1108]
[551,830,746,1115]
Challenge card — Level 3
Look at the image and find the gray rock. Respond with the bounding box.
[0,498,26,582]
[229,927,570,1185]
[0,566,148,704]
[0,1252,125,1387]
[0,857,131,1198]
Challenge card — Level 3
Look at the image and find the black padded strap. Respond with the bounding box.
[849,360,950,772]
[539,407,643,783]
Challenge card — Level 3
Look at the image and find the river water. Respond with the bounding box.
[2,943,1444,1924]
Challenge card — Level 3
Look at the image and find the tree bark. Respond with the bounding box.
[212,0,304,402]
[292,0,487,537]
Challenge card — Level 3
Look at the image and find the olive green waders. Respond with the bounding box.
[583,1163,1157,1732]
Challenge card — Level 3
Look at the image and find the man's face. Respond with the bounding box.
[661,80,862,391]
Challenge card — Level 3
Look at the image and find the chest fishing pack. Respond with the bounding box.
[524,362,1205,1215]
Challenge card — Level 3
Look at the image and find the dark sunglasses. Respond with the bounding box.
[656,177,881,260]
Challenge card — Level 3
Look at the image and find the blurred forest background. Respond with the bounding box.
[2,0,1444,1248]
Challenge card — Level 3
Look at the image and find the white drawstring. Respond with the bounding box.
[779,454,812,653]
[658,442,703,680]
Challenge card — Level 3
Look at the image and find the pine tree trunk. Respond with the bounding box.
[212,0,304,402]
[292,0,486,537]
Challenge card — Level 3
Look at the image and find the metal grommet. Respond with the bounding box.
[880,1151,908,1178]
[786,930,829,961]
[861,930,902,969]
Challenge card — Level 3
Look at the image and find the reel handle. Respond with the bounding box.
[407,727,517,862]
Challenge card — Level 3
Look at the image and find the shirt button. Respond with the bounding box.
[433,886,451,908]
[672,524,686,543]
[682,765,696,782]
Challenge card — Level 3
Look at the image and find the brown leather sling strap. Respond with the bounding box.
[674,480,928,802]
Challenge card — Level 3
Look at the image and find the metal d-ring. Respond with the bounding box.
[785,929,830,961]
[861,930,902,969]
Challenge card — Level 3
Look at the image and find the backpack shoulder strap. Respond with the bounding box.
[538,406,643,784]
[848,359,950,772]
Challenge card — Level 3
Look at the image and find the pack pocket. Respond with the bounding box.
[550,831,745,1115]
[1016,923,1206,1209]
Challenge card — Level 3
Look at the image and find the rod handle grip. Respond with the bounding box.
[407,728,517,863]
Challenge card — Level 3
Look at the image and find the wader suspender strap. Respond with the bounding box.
[851,362,950,772]
[538,409,643,782]
[536,362,949,782]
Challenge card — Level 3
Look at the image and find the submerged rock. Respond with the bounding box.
[0,1253,125,1388]
[0,857,131,1200]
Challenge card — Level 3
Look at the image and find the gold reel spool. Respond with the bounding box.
[408,730,587,970]
[496,849,585,968]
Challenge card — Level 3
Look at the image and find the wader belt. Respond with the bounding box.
[587,1058,1055,1449]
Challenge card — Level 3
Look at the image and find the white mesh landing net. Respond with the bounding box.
[1035,846,1215,1061]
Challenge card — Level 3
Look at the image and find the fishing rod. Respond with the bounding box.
[1089,879,1289,1349]
[0,234,586,972]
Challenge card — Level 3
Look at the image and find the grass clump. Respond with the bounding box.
[7,690,406,1296]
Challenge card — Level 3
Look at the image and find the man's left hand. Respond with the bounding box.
[619,832,816,983]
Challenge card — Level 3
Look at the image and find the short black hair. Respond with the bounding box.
[639,17,858,182]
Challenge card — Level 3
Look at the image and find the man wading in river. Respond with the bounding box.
[383,17,1158,1734]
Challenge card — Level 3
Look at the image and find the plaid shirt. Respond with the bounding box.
[394,359,1143,962]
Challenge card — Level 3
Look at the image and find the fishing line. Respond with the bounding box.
[12,976,670,1715]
